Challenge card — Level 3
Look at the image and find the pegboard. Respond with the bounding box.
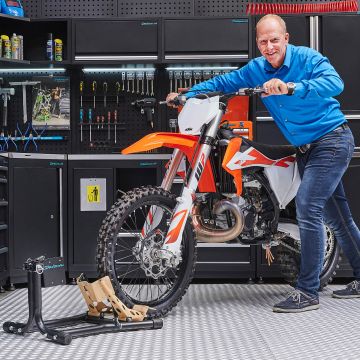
[1,74,71,155]
[195,0,248,16]
[76,71,166,154]
[118,0,194,16]
[42,0,117,18]
[22,0,41,18]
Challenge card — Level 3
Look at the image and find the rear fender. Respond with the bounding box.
[122,132,216,192]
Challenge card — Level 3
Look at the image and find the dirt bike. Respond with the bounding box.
[96,88,340,317]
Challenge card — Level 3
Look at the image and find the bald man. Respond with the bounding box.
[166,14,360,312]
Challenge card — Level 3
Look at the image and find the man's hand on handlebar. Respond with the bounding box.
[262,78,288,97]
[165,92,181,108]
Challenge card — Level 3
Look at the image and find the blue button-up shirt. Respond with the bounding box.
[186,44,346,146]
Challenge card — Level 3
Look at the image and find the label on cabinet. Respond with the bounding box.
[80,178,106,211]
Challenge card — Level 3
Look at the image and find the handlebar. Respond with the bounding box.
[159,86,265,106]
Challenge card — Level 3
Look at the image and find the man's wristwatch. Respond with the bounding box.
[286,82,296,96]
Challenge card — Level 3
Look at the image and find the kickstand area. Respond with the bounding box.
[2,256,163,345]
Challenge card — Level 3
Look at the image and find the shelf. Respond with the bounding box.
[0,58,31,65]
[0,13,30,22]
[30,60,71,65]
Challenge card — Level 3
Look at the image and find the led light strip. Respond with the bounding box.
[166,66,238,71]
[75,55,158,61]
[0,68,66,73]
[83,67,155,73]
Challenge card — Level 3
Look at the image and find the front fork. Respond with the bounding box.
[158,109,224,265]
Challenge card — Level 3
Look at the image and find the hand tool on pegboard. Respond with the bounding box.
[246,0,358,14]
[115,81,120,106]
[0,81,15,129]
[79,108,84,143]
[103,81,107,109]
[131,98,156,129]
[107,110,111,140]
[92,80,97,109]
[88,108,93,142]
[79,81,84,143]
[114,109,117,144]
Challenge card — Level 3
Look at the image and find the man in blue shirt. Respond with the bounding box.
[167,14,360,312]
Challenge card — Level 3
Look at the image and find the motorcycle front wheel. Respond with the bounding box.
[96,185,196,318]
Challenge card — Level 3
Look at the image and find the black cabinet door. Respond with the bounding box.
[69,168,114,277]
[11,167,60,280]
[74,20,158,55]
[322,15,360,113]
[163,18,249,61]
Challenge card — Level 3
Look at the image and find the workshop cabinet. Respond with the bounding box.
[163,17,250,62]
[8,154,67,284]
[0,156,8,291]
[0,14,70,65]
[73,19,159,62]
[67,155,165,279]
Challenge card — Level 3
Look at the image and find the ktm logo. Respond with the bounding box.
[185,127,193,131]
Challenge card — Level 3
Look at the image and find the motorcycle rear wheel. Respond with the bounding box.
[277,223,341,289]
[96,186,196,318]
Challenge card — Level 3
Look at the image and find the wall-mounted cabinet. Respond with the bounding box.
[72,19,160,63]
[163,17,251,62]
[0,14,70,66]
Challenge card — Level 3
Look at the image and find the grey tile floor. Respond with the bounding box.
[0,283,359,360]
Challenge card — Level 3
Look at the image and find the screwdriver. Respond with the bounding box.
[107,111,111,140]
[96,115,100,130]
[101,115,104,129]
[92,80,97,109]
[103,81,108,108]
[80,81,84,108]
[88,108,93,142]
[80,108,84,142]
[114,109,117,144]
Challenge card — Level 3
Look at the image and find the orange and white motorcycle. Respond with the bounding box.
[97,89,340,317]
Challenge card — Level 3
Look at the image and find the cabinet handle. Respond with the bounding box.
[345,115,360,120]
[75,55,158,61]
[165,54,248,60]
[59,168,63,258]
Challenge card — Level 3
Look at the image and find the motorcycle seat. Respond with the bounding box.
[242,137,296,160]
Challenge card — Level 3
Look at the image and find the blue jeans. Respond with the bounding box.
[295,125,360,297]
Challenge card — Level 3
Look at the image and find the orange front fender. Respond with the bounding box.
[122,132,199,154]
[122,132,216,193]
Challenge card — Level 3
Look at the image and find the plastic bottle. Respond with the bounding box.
[2,35,11,59]
[46,33,53,61]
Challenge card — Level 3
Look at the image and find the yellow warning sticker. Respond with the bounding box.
[87,185,100,203]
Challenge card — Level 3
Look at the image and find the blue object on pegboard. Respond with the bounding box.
[0,0,24,17]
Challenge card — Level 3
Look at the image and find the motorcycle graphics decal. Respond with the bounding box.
[165,209,188,244]
[227,147,295,170]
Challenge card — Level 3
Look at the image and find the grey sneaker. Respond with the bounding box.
[332,280,360,299]
[273,289,320,313]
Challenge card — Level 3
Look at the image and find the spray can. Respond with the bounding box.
[11,33,20,60]
[18,35,23,60]
[2,35,11,59]
[46,33,53,61]
[54,38,63,62]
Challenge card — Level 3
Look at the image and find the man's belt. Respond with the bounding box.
[297,123,349,155]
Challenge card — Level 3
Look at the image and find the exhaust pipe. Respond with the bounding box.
[192,200,245,242]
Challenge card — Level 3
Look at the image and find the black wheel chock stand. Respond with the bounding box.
[3,257,163,345]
